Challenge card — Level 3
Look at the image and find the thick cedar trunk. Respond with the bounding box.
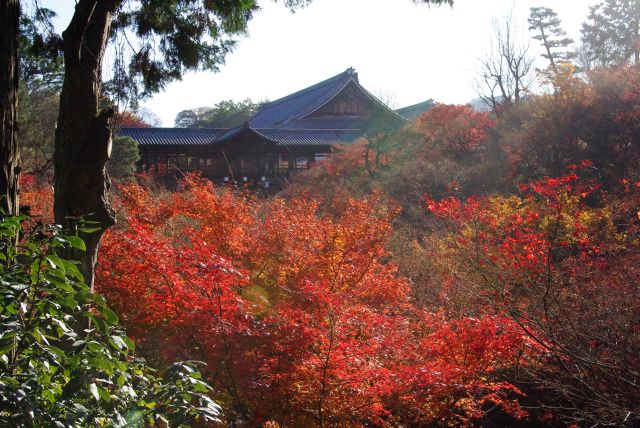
[54,0,118,288]
[0,0,20,217]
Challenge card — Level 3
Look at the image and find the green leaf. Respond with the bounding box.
[0,342,14,357]
[85,313,108,335]
[16,254,34,265]
[66,235,86,251]
[45,255,66,272]
[110,335,127,350]
[101,307,119,325]
[96,385,111,403]
[122,336,135,352]
[44,273,73,291]
[78,227,102,234]
[42,388,56,405]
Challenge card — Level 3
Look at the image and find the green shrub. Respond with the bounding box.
[0,215,220,426]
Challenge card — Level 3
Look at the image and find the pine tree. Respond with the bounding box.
[581,0,640,67]
[528,6,575,72]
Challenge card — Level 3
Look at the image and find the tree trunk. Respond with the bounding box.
[54,0,118,288]
[0,0,20,217]
[539,27,557,73]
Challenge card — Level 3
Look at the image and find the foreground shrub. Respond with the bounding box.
[0,214,220,426]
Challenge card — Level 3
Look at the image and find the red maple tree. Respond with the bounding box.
[96,174,531,425]
[425,166,640,425]
[415,104,495,157]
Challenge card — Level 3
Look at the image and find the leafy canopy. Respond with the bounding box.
[580,0,640,67]
[94,175,530,426]
[174,98,265,128]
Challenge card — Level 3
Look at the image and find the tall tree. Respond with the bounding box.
[0,0,20,216]
[54,0,120,288]
[478,13,535,112]
[53,0,262,288]
[581,0,640,67]
[528,6,575,72]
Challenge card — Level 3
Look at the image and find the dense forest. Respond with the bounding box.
[2,0,640,427]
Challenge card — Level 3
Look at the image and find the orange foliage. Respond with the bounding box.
[503,65,640,184]
[415,104,495,157]
[20,174,53,222]
[426,169,640,425]
[113,111,151,128]
[96,174,531,426]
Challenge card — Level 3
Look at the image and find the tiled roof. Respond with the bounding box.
[120,68,403,148]
[395,99,435,121]
[216,124,363,146]
[118,127,226,146]
[249,68,359,129]
[255,129,364,146]
[278,117,365,130]
[216,124,245,143]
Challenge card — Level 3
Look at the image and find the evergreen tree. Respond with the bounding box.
[107,136,140,178]
[528,6,575,72]
[581,0,640,67]
[174,99,264,128]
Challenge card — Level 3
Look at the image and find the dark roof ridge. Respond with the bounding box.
[119,126,230,131]
[117,127,228,146]
[257,68,356,111]
[216,122,264,143]
[252,127,362,131]
[241,127,278,143]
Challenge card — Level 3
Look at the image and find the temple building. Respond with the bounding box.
[119,67,421,188]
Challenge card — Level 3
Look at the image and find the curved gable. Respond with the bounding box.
[249,69,356,128]
[305,80,367,117]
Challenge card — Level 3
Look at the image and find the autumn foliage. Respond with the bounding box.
[415,104,495,157]
[425,166,640,425]
[112,111,151,129]
[19,174,53,221]
[17,64,640,426]
[94,175,532,426]
[280,66,640,426]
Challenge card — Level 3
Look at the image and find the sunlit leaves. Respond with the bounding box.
[425,171,640,425]
[97,173,529,425]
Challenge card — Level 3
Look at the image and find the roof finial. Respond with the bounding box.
[345,67,358,82]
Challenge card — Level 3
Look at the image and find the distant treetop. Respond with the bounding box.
[174,99,266,128]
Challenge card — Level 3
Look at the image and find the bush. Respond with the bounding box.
[0,215,220,426]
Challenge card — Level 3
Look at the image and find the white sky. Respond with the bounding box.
[46,0,593,126]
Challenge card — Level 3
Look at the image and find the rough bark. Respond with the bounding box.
[54,0,119,288]
[0,0,20,217]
